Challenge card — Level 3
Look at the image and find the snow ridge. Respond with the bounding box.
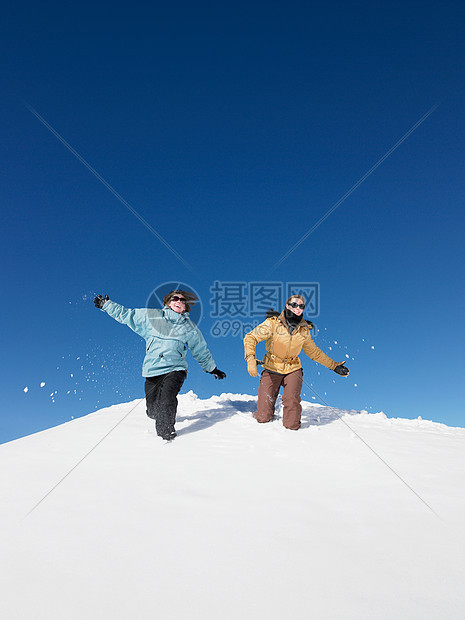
[1,393,464,619]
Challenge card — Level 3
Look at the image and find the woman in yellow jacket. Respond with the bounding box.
[243,294,349,430]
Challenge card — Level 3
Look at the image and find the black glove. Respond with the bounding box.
[94,294,109,309]
[209,367,226,380]
[334,362,350,376]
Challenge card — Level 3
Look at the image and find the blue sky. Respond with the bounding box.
[1,1,464,443]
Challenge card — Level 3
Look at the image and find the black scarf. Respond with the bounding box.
[284,308,302,333]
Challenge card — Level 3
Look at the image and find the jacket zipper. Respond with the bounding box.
[285,333,293,362]
[275,317,293,363]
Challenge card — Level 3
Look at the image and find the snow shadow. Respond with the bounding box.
[300,404,348,428]
[176,397,352,436]
[268,397,349,428]
[177,399,256,436]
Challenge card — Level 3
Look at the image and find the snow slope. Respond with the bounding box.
[1,393,465,620]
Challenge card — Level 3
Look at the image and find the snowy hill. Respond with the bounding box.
[1,393,465,620]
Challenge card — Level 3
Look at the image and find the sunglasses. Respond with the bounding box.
[171,296,187,303]
[288,302,305,309]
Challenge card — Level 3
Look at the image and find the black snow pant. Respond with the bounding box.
[145,370,187,439]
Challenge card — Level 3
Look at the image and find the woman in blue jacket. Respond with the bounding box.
[94,290,226,441]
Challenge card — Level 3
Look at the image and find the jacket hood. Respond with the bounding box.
[163,306,190,322]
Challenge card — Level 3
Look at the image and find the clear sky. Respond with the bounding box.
[1,0,464,443]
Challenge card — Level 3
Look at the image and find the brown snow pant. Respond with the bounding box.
[255,369,303,430]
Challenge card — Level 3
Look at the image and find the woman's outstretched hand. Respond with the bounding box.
[94,294,109,309]
[334,361,349,376]
[210,367,226,380]
[246,357,258,377]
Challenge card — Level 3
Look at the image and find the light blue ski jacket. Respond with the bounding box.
[102,300,216,377]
